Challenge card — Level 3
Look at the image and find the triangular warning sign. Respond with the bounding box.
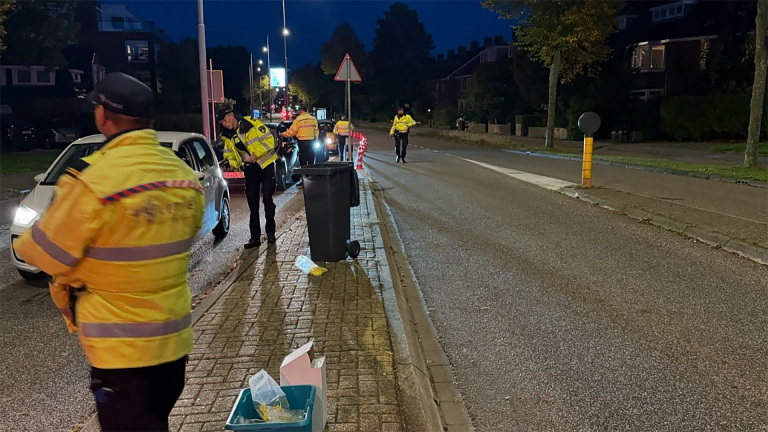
[334,54,362,82]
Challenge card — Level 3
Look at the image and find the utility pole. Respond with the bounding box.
[196,0,210,141]
[249,53,254,115]
[282,0,289,110]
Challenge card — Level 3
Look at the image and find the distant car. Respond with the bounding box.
[318,120,338,155]
[266,122,300,191]
[39,119,81,149]
[0,115,37,152]
[9,132,231,281]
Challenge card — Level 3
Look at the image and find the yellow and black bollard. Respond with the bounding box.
[577,112,601,188]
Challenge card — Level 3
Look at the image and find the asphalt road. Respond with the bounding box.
[362,129,768,431]
[0,186,302,432]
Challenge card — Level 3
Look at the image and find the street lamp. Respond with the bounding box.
[258,59,263,65]
[282,0,289,108]
[264,36,273,119]
[282,28,290,36]
[197,0,211,141]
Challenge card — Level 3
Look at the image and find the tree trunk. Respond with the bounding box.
[745,0,767,167]
[545,50,561,149]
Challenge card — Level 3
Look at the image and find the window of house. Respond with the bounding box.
[36,70,52,83]
[16,69,31,84]
[71,71,82,83]
[0,69,5,86]
[650,45,665,69]
[126,40,149,63]
[676,5,683,14]
[632,46,649,69]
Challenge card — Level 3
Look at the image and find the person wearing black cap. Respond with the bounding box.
[389,107,417,163]
[13,72,204,431]
[216,107,279,248]
[282,106,319,167]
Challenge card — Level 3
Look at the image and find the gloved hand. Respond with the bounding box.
[49,280,78,334]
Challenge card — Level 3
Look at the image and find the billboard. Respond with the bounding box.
[270,67,286,88]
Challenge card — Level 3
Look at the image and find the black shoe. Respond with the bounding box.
[401,158,406,164]
[244,238,261,249]
[267,233,277,244]
[396,156,401,163]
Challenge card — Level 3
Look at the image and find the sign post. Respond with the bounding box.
[578,112,601,188]
[334,54,362,162]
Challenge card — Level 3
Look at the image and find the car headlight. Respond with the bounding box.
[325,138,332,145]
[13,205,38,226]
[314,141,321,149]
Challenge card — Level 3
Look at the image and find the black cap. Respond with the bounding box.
[88,73,154,118]
[397,107,404,111]
[298,105,307,112]
[216,107,233,122]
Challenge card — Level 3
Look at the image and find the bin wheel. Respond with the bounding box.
[347,240,361,259]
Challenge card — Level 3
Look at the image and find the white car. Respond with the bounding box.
[10,132,231,281]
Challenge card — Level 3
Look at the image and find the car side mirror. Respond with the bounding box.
[196,172,207,180]
[33,173,45,183]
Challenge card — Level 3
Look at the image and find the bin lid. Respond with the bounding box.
[294,162,354,176]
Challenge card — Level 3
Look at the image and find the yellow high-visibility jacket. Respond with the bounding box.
[333,121,352,136]
[13,129,204,369]
[284,113,319,141]
[221,116,278,171]
[390,114,417,135]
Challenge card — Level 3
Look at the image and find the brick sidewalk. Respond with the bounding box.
[169,178,405,432]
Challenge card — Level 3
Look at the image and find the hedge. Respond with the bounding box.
[660,94,751,141]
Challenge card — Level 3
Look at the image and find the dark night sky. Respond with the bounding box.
[105,0,515,70]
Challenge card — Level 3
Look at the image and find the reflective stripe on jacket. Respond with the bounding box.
[13,129,205,369]
[221,117,278,170]
[390,115,417,134]
[284,113,319,141]
[334,121,351,136]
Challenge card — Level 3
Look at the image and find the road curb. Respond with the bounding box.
[504,149,768,189]
[560,187,768,267]
[78,212,303,432]
[363,167,474,432]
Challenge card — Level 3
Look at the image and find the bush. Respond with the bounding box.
[660,94,750,141]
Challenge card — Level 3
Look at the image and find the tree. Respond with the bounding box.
[467,57,525,123]
[371,2,435,109]
[483,0,621,147]
[0,0,15,55]
[2,1,78,68]
[745,0,767,167]
[512,49,549,111]
[156,38,200,114]
[208,45,251,114]
[290,63,328,107]
[320,23,372,78]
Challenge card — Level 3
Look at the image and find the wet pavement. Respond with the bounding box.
[361,129,768,431]
[0,187,302,432]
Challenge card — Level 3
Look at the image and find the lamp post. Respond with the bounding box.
[197,0,210,141]
[282,0,289,109]
[264,36,272,120]
[249,53,254,114]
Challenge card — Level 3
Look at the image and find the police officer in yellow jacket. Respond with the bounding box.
[217,107,278,248]
[13,73,204,432]
[333,114,352,161]
[282,106,319,167]
[390,107,417,163]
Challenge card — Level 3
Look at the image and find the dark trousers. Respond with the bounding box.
[297,139,316,167]
[338,136,348,161]
[90,356,187,432]
[245,162,276,239]
[394,132,409,159]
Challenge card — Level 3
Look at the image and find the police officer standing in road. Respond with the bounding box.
[390,107,417,163]
[282,105,319,167]
[14,72,204,432]
[217,107,279,248]
[333,114,352,161]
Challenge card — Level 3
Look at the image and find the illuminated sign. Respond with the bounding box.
[270,68,286,88]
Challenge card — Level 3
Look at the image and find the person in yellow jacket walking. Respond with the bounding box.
[282,106,319,167]
[217,107,278,248]
[13,73,204,432]
[333,114,352,161]
[390,107,417,163]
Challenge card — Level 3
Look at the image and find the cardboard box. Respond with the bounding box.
[280,340,326,432]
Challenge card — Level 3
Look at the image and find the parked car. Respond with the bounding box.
[39,119,81,149]
[266,122,300,191]
[318,120,338,155]
[9,132,230,281]
[0,115,37,152]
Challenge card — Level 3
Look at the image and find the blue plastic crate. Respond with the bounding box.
[225,385,316,431]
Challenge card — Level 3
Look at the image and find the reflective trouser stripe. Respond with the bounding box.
[31,224,79,268]
[86,237,195,262]
[80,313,192,338]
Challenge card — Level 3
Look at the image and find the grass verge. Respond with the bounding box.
[710,142,768,155]
[0,152,58,177]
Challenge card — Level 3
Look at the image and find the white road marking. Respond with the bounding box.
[454,157,577,191]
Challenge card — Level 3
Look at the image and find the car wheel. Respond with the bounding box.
[275,160,287,191]
[212,196,230,238]
[18,269,47,281]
